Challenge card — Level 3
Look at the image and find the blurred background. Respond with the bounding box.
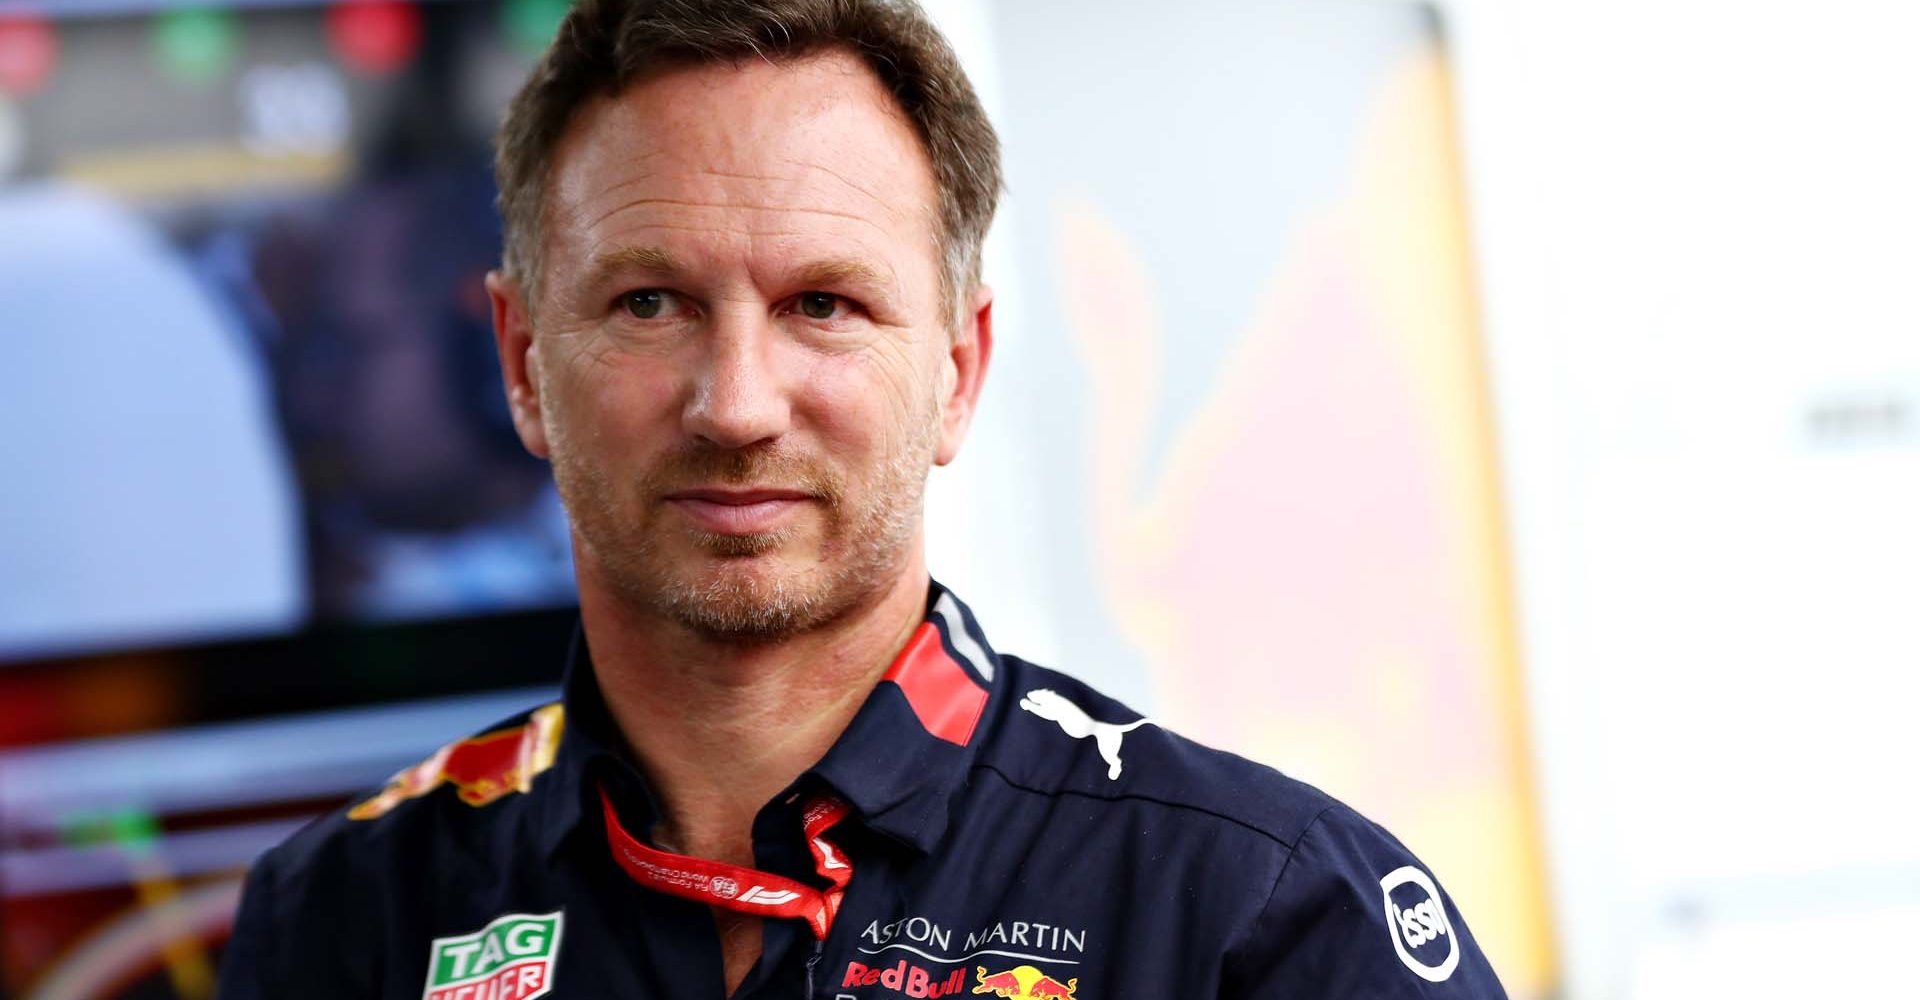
[0,0,1913,997]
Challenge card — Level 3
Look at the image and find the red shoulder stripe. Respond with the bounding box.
[883,622,988,746]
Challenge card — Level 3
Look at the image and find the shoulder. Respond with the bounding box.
[978,658,1509,997]
[219,702,566,998]
[247,700,564,905]
[1221,802,1511,996]
[978,655,1337,850]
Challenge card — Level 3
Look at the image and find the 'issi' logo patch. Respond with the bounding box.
[1378,867,1459,983]
[422,911,563,1000]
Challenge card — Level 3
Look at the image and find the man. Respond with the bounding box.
[218,1,1511,998]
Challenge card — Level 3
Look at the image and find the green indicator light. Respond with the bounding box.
[153,7,238,86]
[62,807,164,855]
[503,0,571,58]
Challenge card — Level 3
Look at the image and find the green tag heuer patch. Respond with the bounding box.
[422,911,564,1000]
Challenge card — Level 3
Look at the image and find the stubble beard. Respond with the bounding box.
[551,399,941,644]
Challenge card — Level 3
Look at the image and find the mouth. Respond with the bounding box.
[661,487,816,536]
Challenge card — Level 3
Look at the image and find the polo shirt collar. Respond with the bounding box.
[537,579,1001,860]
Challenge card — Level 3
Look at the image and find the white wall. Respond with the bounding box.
[1443,1,1920,996]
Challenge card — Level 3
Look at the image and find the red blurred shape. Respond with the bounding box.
[0,12,57,96]
[326,0,422,77]
[0,674,65,747]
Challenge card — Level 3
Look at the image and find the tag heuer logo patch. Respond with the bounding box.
[423,911,563,1000]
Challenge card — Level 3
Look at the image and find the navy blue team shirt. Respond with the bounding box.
[218,581,1509,999]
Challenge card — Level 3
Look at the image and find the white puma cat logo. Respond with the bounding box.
[1019,688,1154,780]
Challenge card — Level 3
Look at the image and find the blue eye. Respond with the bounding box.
[798,292,839,320]
[622,289,669,319]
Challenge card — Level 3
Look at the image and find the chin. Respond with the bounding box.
[656,559,843,643]
[688,529,789,558]
[586,498,920,642]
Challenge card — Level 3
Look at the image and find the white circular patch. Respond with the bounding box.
[1379,865,1460,982]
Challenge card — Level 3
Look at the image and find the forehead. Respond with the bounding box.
[544,49,939,280]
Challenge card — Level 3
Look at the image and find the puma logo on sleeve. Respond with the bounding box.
[1018,689,1154,780]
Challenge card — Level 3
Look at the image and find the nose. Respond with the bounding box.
[680,310,791,450]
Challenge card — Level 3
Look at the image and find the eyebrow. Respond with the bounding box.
[792,258,903,314]
[792,258,888,289]
[579,247,898,304]
[582,245,685,290]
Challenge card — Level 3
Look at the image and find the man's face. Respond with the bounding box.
[491,50,989,640]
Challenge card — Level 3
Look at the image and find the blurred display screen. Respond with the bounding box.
[0,2,576,996]
[1,0,578,662]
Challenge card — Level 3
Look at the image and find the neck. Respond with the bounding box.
[578,552,929,868]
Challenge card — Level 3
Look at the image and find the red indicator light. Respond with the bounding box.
[326,0,422,78]
[0,13,57,97]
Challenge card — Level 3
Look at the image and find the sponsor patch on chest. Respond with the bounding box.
[422,911,564,1000]
[838,914,1089,1000]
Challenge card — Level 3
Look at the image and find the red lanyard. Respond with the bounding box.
[598,785,855,939]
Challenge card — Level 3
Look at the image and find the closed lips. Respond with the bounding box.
[664,489,815,504]
[663,489,816,535]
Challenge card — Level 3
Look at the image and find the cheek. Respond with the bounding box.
[795,344,938,459]
[542,341,683,457]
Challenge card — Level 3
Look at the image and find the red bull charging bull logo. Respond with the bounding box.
[971,965,1078,1000]
[350,704,565,820]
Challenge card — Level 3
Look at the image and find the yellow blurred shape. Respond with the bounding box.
[58,142,346,200]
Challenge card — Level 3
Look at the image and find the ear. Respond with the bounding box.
[935,283,995,466]
[487,270,551,459]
